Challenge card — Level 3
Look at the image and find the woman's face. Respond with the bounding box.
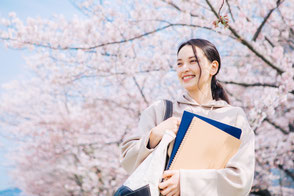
[176,45,216,92]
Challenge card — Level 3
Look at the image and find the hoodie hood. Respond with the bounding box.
[176,90,230,109]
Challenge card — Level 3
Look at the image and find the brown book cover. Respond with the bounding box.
[169,116,241,170]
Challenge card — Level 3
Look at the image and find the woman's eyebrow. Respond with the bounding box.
[177,56,196,61]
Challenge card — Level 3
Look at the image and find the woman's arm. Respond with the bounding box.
[119,100,165,174]
[179,108,255,196]
[120,100,180,174]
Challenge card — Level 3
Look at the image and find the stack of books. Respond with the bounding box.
[166,111,242,170]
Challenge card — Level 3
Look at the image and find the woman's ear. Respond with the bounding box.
[210,60,219,76]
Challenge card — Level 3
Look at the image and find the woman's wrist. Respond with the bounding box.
[148,127,162,149]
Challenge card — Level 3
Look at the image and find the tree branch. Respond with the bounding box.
[218,0,225,17]
[277,7,294,36]
[132,76,148,105]
[160,0,209,14]
[225,0,235,22]
[222,80,277,87]
[0,24,173,51]
[221,80,294,95]
[205,0,284,75]
[160,0,181,11]
[70,68,163,83]
[264,117,289,135]
[252,0,284,41]
[79,127,130,147]
[265,36,275,47]
[93,98,137,114]
[278,164,294,181]
[0,21,237,52]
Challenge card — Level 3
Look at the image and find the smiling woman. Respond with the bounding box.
[119,38,255,196]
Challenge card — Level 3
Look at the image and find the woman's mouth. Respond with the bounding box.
[182,75,195,82]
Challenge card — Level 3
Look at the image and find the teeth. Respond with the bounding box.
[183,75,195,80]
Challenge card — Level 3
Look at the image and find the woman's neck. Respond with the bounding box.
[187,85,213,105]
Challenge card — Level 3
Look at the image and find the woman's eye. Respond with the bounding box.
[177,63,182,66]
[190,60,197,63]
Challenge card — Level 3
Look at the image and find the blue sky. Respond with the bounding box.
[0,0,83,190]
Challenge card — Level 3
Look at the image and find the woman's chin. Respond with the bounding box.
[181,83,198,92]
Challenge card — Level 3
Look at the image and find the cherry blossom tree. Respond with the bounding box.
[0,0,293,195]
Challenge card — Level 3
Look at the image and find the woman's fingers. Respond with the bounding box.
[176,117,181,126]
[160,184,175,195]
[159,171,174,189]
[159,170,180,195]
[154,116,181,135]
[166,188,178,196]
[171,117,181,126]
[159,177,175,195]
[168,117,181,134]
[162,170,176,179]
[158,178,170,190]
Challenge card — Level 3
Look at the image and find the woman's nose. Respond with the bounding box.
[181,63,189,71]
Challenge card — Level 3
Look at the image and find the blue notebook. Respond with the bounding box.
[166,110,242,170]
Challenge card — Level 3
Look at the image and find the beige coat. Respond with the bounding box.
[120,91,255,196]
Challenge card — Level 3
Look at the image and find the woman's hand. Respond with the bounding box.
[148,117,180,148]
[159,170,180,196]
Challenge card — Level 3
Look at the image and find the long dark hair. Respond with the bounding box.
[177,38,230,104]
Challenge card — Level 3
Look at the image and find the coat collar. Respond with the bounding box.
[176,90,230,109]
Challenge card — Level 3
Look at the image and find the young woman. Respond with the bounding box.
[120,39,255,196]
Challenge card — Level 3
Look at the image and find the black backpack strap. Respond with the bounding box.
[163,100,173,121]
[163,99,173,171]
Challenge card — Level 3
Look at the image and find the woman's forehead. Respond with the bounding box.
[177,45,204,60]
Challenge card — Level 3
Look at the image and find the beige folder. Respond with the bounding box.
[169,116,241,170]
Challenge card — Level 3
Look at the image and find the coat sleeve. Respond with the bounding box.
[119,100,165,174]
[179,108,255,196]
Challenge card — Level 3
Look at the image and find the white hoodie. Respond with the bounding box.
[120,91,255,196]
